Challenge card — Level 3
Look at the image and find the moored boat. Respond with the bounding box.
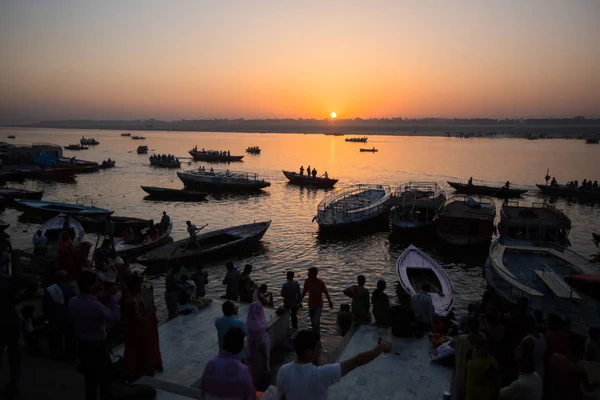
[14,199,114,217]
[585,137,599,144]
[137,145,148,154]
[396,244,454,316]
[177,168,271,192]
[137,221,271,269]
[345,137,368,143]
[114,223,173,259]
[64,144,89,150]
[536,184,600,200]
[75,216,150,237]
[360,148,378,152]
[131,135,146,140]
[121,132,131,137]
[447,181,527,198]
[282,170,338,188]
[149,155,181,168]
[0,187,44,205]
[486,239,600,336]
[80,137,99,145]
[35,213,85,255]
[7,135,15,139]
[188,149,244,162]
[389,182,445,231]
[498,201,571,246]
[141,186,208,201]
[9,166,76,181]
[315,184,391,230]
[436,196,496,246]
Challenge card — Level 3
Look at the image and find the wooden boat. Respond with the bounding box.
[141,186,208,201]
[498,201,571,246]
[121,132,131,137]
[315,184,391,230]
[9,167,76,181]
[34,214,85,254]
[149,156,181,168]
[447,181,527,198]
[14,199,114,217]
[585,138,599,144]
[246,147,261,154]
[536,184,600,200]
[360,148,378,152]
[436,196,496,246]
[188,149,244,162]
[486,239,599,336]
[7,135,16,139]
[58,157,98,167]
[75,215,150,237]
[99,160,116,169]
[137,145,148,154]
[80,137,99,145]
[389,182,445,230]
[131,135,146,140]
[282,170,338,188]
[345,137,368,143]
[177,169,271,192]
[64,144,89,150]
[115,223,173,259]
[137,221,271,269]
[396,244,454,316]
[0,188,44,205]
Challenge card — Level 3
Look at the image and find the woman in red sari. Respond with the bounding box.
[123,274,163,380]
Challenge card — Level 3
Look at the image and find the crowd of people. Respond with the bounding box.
[563,178,599,190]
[298,165,329,179]
[191,146,232,157]
[149,153,180,165]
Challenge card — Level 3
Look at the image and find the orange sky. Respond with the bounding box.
[1,1,599,120]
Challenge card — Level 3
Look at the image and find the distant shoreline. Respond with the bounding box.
[2,118,600,139]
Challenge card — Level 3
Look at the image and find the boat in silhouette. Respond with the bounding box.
[447,181,527,198]
[282,170,338,188]
[177,169,270,192]
[360,147,378,152]
[141,186,208,201]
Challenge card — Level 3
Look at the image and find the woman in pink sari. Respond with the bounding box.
[246,301,271,391]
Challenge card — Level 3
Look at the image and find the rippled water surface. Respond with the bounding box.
[2,127,599,334]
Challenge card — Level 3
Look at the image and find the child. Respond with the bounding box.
[337,304,353,336]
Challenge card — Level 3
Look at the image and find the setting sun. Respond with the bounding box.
[330,112,337,119]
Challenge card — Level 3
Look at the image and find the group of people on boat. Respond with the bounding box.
[246,146,260,152]
[198,166,215,173]
[150,153,179,164]
[298,165,328,179]
[122,213,170,245]
[192,146,231,157]
[563,179,599,190]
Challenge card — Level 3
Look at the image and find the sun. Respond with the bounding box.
[330,112,337,119]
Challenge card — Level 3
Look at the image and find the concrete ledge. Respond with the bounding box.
[136,377,202,399]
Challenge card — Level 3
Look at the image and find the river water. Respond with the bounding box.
[2,127,599,334]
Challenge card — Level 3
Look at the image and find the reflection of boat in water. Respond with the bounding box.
[536,184,600,200]
[486,239,600,336]
[315,184,391,230]
[389,182,445,231]
[436,196,496,246]
[447,181,527,198]
[177,169,270,192]
[396,244,454,316]
[137,221,271,269]
[498,201,571,246]
[282,170,338,188]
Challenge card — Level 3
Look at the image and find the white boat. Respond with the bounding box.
[315,184,391,230]
[486,239,600,336]
[389,182,445,230]
[396,244,454,316]
[34,213,85,255]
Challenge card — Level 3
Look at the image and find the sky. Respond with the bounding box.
[1,0,599,120]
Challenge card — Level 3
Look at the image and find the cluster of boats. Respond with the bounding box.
[149,154,180,168]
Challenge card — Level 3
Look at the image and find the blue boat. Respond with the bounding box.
[14,199,114,217]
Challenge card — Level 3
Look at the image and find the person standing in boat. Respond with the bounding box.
[299,267,333,334]
[307,165,311,177]
[468,177,473,186]
[186,220,205,250]
[299,165,304,176]
[504,181,510,189]
[312,168,317,178]
[324,171,329,179]
[161,211,170,230]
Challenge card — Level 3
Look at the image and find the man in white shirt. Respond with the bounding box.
[411,283,435,330]
[277,330,392,400]
[499,354,542,400]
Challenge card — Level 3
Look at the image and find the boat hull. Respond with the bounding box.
[36,214,85,256]
[137,221,271,270]
[75,216,150,237]
[282,170,337,188]
[141,186,208,201]
[537,184,600,200]
[0,188,44,206]
[149,159,181,168]
[177,172,271,192]
[14,199,114,217]
[189,150,244,162]
[114,223,173,259]
[447,181,527,198]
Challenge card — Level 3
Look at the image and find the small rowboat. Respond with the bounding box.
[447,181,527,198]
[114,223,173,259]
[282,170,338,188]
[14,199,114,217]
[75,216,150,237]
[137,146,148,154]
[396,244,454,316]
[99,160,116,169]
[141,186,208,201]
[137,221,271,269]
[0,188,44,205]
[131,135,146,140]
[360,148,378,152]
[64,144,89,150]
[35,214,85,255]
